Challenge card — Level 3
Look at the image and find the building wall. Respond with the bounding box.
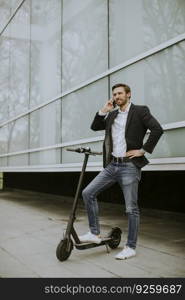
[0,0,185,172]
[3,171,185,213]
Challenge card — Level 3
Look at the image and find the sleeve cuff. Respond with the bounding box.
[140,148,146,154]
[98,110,108,116]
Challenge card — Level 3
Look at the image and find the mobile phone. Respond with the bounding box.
[112,99,116,108]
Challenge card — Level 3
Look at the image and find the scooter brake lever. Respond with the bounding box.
[66,147,102,155]
[66,147,91,153]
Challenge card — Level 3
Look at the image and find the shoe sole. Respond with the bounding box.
[115,254,136,260]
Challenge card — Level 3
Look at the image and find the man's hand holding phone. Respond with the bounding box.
[100,99,115,114]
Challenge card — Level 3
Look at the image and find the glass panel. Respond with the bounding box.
[145,128,185,159]
[11,0,22,9]
[8,116,29,165]
[8,116,28,152]
[62,141,103,164]
[8,153,28,166]
[110,41,185,124]
[30,100,61,148]
[62,130,185,163]
[0,1,11,31]
[0,157,8,166]
[30,0,62,107]
[62,78,108,143]
[30,149,60,165]
[109,0,185,67]
[62,0,107,91]
[0,0,21,31]
[0,28,10,123]
[8,0,30,118]
[0,125,9,166]
[0,125,9,154]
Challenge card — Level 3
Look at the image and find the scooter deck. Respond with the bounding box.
[75,237,111,250]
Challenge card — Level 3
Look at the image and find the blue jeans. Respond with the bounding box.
[82,161,141,249]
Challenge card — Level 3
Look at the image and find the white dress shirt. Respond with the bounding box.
[98,102,145,157]
[99,103,131,157]
[111,103,131,157]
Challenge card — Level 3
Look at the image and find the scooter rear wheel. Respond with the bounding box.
[107,227,122,249]
[56,238,73,261]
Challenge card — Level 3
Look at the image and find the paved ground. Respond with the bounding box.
[0,189,184,278]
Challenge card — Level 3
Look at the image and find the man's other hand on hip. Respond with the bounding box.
[126,149,145,158]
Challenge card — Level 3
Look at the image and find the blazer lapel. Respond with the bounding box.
[125,103,135,134]
[107,104,135,132]
[107,109,119,130]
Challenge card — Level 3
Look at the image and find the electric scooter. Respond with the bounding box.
[56,147,122,262]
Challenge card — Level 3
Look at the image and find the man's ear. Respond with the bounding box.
[127,92,131,99]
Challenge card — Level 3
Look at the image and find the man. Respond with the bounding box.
[79,83,163,259]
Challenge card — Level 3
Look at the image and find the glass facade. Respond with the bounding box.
[109,0,185,66]
[0,0,21,32]
[30,0,62,107]
[62,0,108,91]
[61,78,108,143]
[0,0,185,171]
[110,41,185,124]
[9,0,30,118]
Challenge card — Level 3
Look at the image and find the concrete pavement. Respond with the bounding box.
[0,189,185,278]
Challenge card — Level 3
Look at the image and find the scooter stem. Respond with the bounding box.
[65,153,89,236]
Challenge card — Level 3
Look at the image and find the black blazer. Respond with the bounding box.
[91,103,163,169]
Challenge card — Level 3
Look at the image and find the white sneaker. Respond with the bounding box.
[115,246,136,260]
[79,232,102,244]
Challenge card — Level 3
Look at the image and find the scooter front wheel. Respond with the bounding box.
[107,227,122,249]
[56,238,73,261]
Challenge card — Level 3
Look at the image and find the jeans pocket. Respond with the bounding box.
[136,168,141,181]
[126,163,141,182]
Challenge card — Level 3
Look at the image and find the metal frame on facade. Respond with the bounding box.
[0,2,185,171]
[0,156,185,172]
[0,0,26,36]
[0,120,185,158]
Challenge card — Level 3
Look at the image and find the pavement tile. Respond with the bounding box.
[0,247,39,278]
[0,190,185,278]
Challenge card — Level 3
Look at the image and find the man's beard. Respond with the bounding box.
[116,98,128,106]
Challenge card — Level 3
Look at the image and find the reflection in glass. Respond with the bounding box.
[110,41,185,124]
[8,116,28,165]
[8,0,30,118]
[144,41,185,124]
[0,157,8,166]
[0,1,11,31]
[0,0,20,32]
[30,100,61,149]
[30,149,60,165]
[8,116,28,152]
[109,0,185,67]
[143,0,185,48]
[62,0,107,91]
[0,29,10,123]
[8,154,28,166]
[0,0,185,169]
[0,125,9,154]
[30,0,62,107]
[146,128,185,159]
[62,78,108,143]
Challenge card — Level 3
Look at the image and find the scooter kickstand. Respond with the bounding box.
[105,242,110,253]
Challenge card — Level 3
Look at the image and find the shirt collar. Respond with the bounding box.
[118,102,131,113]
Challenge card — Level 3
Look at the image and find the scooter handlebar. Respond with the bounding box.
[66,147,102,155]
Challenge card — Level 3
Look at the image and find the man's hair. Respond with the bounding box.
[112,83,131,96]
